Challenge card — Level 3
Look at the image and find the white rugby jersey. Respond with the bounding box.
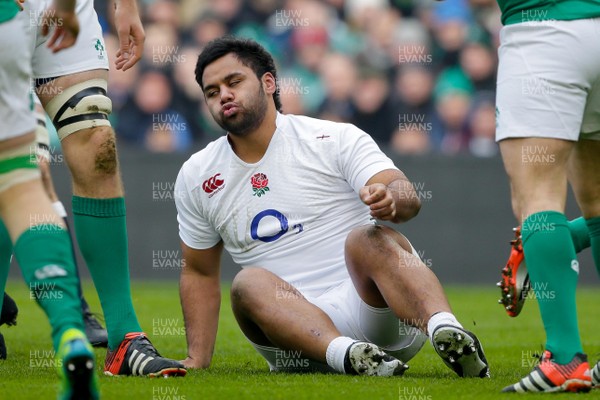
[175,112,398,297]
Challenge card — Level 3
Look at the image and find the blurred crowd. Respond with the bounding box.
[96,0,502,157]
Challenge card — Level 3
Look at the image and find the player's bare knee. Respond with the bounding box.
[346,224,383,248]
[345,226,391,272]
[347,225,405,252]
[231,268,271,309]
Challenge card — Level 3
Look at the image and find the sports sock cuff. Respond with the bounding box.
[427,311,462,338]
[522,211,568,244]
[326,336,356,373]
[72,196,125,217]
[52,201,67,218]
[585,216,600,238]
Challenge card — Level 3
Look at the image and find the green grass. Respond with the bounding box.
[1,281,599,399]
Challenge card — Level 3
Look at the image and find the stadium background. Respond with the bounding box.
[11,0,597,285]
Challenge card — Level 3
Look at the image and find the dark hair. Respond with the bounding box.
[195,36,282,111]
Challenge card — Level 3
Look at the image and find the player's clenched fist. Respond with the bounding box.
[359,183,396,221]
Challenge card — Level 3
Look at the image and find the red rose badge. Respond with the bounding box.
[251,173,269,197]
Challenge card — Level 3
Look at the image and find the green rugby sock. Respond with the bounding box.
[13,226,84,351]
[72,196,141,349]
[568,217,591,254]
[58,214,83,299]
[0,221,12,312]
[522,211,582,364]
[585,216,600,277]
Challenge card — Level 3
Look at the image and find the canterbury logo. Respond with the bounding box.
[34,264,67,280]
[202,173,225,194]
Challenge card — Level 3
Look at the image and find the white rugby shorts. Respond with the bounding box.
[496,18,600,142]
[23,0,109,80]
[0,14,35,141]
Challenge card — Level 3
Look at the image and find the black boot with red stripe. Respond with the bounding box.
[104,332,187,377]
[503,351,591,393]
[497,227,530,317]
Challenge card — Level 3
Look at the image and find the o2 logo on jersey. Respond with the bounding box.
[250,209,303,243]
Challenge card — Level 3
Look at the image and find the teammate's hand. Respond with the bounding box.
[359,183,397,221]
[113,0,145,71]
[41,2,79,53]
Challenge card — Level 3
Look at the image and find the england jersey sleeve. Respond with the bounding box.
[338,124,398,193]
[175,165,221,250]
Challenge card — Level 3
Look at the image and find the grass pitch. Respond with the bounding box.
[0,281,599,399]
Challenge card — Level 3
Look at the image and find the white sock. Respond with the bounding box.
[52,201,67,218]
[426,311,462,339]
[325,336,356,373]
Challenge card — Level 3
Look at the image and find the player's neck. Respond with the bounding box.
[228,107,277,163]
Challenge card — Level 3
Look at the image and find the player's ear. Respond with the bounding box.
[261,72,277,95]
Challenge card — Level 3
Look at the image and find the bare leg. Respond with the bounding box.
[0,177,64,240]
[345,224,450,333]
[499,137,584,388]
[345,224,489,377]
[231,267,409,376]
[568,139,600,218]
[38,157,59,202]
[500,138,572,221]
[35,70,145,352]
[231,267,340,363]
[36,70,123,199]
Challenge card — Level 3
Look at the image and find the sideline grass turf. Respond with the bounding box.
[0,281,598,399]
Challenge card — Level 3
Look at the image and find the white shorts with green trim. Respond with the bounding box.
[0,142,40,193]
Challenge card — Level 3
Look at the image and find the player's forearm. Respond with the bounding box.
[180,268,221,368]
[388,178,421,223]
